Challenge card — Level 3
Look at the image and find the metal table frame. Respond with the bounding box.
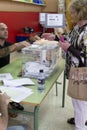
[0,58,66,130]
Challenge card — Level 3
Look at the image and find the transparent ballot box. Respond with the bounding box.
[21,41,59,78]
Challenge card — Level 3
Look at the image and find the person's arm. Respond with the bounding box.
[0,92,10,130]
[59,40,70,52]
[68,45,85,66]
[9,41,30,52]
[34,35,41,40]
[68,45,81,58]
[0,41,30,57]
[59,40,81,58]
[59,40,84,66]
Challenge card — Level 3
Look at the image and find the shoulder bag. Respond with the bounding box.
[67,66,87,101]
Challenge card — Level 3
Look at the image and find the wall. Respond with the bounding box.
[0,0,58,12]
[0,0,58,42]
[0,1,44,12]
[0,12,42,42]
[42,0,58,12]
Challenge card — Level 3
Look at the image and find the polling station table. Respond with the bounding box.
[0,58,65,130]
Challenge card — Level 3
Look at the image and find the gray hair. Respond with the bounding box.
[68,0,87,21]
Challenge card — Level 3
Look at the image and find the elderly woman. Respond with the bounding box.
[59,0,87,130]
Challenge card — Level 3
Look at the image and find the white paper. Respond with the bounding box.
[39,13,46,24]
[3,78,35,87]
[0,86,33,103]
[45,13,65,28]
[47,14,63,26]
[0,73,13,81]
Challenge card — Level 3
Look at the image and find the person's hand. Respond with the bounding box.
[12,41,30,52]
[0,91,10,107]
[34,35,41,40]
[19,41,30,48]
[9,41,30,53]
[59,41,70,52]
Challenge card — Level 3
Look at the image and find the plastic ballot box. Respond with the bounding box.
[21,40,59,78]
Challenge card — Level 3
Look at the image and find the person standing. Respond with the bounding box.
[59,0,87,130]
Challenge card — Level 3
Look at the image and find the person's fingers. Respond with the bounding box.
[0,92,10,105]
[4,92,10,99]
[20,41,30,46]
[23,41,30,46]
[59,41,70,52]
[59,41,64,48]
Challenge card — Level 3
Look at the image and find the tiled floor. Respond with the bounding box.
[9,51,75,130]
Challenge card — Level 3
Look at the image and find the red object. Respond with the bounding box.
[0,11,54,43]
[0,12,42,42]
[17,32,37,37]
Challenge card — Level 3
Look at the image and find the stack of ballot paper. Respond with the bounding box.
[0,73,35,102]
[0,86,33,103]
[0,73,13,81]
[3,78,35,87]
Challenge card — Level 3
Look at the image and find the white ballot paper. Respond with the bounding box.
[0,86,33,103]
[0,73,13,81]
[3,78,35,87]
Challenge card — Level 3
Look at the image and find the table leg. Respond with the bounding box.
[55,82,62,96]
[56,81,58,96]
[62,71,66,107]
[34,106,39,130]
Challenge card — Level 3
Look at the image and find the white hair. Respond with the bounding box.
[54,28,64,36]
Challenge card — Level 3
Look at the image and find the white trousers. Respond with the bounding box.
[72,98,87,130]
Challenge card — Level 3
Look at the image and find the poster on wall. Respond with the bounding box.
[39,13,46,24]
[45,13,65,28]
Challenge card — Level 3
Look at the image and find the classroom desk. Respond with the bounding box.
[0,58,65,130]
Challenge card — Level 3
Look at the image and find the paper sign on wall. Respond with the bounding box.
[45,13,65,28]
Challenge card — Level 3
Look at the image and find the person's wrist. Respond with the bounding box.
[67,44,71,50]
[0,103,9,108]
[4,47,10,55]
[67,45,73,51]
[9,44,17,52]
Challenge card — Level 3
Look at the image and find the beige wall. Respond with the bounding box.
[66,0,73,30]
[42,0,58,12]
[0,0,58,12]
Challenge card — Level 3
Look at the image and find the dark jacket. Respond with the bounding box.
[0,41,12,68]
